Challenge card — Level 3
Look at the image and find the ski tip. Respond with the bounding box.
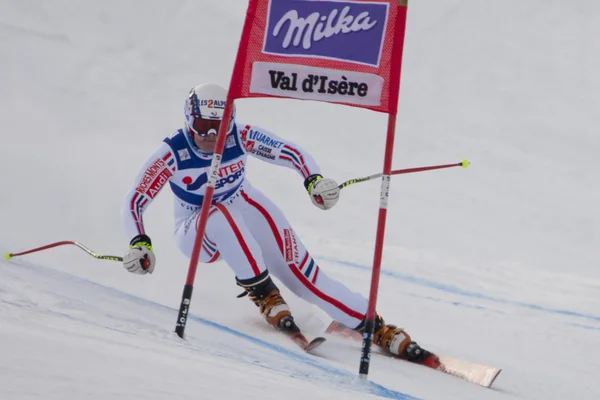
[3,252,12,261]
[486,368,502,388]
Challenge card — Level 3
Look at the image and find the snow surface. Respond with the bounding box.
[1,1,599,399]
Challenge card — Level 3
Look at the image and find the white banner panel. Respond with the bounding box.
[250,61,383,106]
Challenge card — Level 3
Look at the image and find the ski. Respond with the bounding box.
[325,321,501,388]
[288,332,327,353]
[277,315,326,353]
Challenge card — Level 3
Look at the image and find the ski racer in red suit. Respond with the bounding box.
[121,83,432,363]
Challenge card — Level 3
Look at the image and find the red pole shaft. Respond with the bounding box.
[174,102,234,338]
[8,241,76,257]
[359,1,408,378]
[185,191,214,286]
[184,0,258,287]
[185,104,233,286]
[359,115,397,377]
[175,0,259,338]
[367,115,397,321]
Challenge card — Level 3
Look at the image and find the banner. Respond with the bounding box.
[229,0,408,114]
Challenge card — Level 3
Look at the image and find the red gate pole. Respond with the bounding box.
[173,102,234,339]
[358,1,409,378]
[358,114,398,377]
[174,0,259,339]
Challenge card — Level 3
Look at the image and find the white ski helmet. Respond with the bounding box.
[184,83,235,135]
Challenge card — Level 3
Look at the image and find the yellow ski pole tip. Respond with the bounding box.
[461,160,470,168]
[3,252,12,261]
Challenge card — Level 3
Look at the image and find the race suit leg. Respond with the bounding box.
[174,201,266,281]
[236,184,367,329]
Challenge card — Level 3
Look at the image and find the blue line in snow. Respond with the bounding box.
[188,314,420,400]
[7,262,418,400]
[568,323,600,332]
[320,256,600,323]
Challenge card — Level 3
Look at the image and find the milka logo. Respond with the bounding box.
[264,0,388,66]
[273,6,378,50]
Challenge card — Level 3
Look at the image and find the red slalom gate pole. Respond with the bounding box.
[359,115,398,378]
[173,102,234,339]
[173,0,259,340]
[358,0,409,379]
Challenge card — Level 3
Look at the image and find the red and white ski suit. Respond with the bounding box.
[122,123,367,328]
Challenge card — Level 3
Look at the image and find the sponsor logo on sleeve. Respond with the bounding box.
[240,125,250,142]
[251,145,276,160]
[136,158,172,196]
[239,125,254,152]
[245,128,282,159]
[248,129,284,149]
[264,0,389,67]
[146,168,172,198]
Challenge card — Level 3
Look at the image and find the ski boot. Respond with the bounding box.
[356,314,440,367]
[236,270,299,333]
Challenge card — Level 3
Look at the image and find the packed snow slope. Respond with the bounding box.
[1,1,599,399]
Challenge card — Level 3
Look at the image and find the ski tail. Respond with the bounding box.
[288,332,326,353]
[278,315,326,353]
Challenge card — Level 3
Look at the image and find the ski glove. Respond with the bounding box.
[123,234,155,275]
[304,174,340,210]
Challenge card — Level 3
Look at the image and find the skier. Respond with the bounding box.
[121,83,432,363]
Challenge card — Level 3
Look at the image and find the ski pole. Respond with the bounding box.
[338,160,470,190]
[4,241,122,262]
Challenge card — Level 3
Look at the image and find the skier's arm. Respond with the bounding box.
[121,142,177,240]
[237,123,321,180]
[237,124,338,210]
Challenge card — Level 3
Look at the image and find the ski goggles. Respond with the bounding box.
[190,117,221,137]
